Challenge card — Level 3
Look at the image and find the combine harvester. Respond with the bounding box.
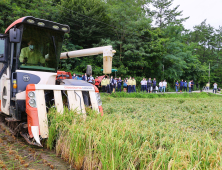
[0,16,115,146]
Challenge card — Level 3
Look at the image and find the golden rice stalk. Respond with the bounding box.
[168,159,174,170]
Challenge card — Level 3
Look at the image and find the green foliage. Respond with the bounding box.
[0,0,58,33]
[0,0,221,87]
[150,0,189,28]
[190,20,222,87]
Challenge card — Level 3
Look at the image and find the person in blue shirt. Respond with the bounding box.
[117,77,122,92]
[82,73,87,81]
[180,79,183,92]
[175,81,179,92]
[191,80,194,91]
[183,80,187,92]
[114,78,117,92]
[152,78,156,93]
[123,78,127,92]
[147,78,152,93]
[72,73,76,79]
[77,75,82,80]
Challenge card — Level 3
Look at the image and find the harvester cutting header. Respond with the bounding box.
[0,16,115,146]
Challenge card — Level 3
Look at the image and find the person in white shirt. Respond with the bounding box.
[189,80,192,92]
[213,82,217,93]
[88,75,94,84]
[159,81,163,92]
[140,78,144,92]
[162,80,167,92]
[140,78,145,92]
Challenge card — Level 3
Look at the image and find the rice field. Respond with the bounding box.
[47,93,222,169]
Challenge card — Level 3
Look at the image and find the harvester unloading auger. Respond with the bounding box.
[0,16,115,146]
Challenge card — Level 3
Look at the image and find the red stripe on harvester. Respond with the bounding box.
[5,17,25,34]
[26,84,40,138]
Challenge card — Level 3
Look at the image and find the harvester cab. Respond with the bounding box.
[0,16,115,146]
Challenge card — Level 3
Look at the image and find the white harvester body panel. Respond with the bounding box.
[1,75,11,115]
[0,66,12,115]
[28,84,100,142]
[15,70,57,100]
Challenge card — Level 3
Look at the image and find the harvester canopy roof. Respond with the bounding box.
[5,16,70,34]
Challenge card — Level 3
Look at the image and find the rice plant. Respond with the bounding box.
[47,94,222,169]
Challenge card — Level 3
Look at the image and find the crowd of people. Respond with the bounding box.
[72,73,95,83]
[101,76,137,93]
[175,79,195,93]
[72,73,162,93]
[72,73,219,94]
[90,75,168,94]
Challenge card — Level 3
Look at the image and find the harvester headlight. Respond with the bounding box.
[52,25,59,30]
[37,22,45,27]
[27,19,35,24]
[96,93,102,106]
[29,99,36,108]
[28,91,35,98]
[62,27,68,31]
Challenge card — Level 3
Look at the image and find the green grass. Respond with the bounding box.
[47,94,222,169]
[105,91,219,98]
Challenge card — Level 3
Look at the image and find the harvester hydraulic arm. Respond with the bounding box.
[60,45,116,74]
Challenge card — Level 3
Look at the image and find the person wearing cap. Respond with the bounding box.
[117,77,122,92]
[131,77,136,92]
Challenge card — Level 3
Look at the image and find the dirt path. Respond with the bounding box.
[0,124,74,170]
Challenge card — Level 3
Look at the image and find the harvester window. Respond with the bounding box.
[0,39,5,55]
[18,25,64,72]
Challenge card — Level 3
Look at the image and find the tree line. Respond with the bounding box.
[0,0,221,87]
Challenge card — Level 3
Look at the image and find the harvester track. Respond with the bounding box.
[0,114,74,169]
